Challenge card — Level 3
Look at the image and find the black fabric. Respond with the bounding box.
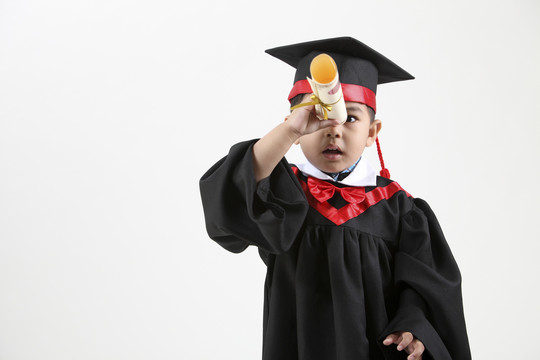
[294,51,380,93]
[265,36,414,91]
[199,140,471,360]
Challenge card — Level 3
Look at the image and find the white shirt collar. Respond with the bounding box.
[295,158,377,187]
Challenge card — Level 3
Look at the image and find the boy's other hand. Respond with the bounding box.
[383,332,425,360]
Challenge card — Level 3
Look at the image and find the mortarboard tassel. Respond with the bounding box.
[376,137,391,179]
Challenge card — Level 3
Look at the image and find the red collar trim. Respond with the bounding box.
[292,167,410,226]
[288,79,377,113]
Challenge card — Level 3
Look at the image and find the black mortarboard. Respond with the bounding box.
[265,36,414,113]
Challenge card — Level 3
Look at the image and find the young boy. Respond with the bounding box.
[200,37,471,360]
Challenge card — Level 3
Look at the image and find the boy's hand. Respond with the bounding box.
[253,93,340,182]
[383,332,425,360]
[284,94,341,139]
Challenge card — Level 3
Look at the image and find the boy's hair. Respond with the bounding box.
[289,93,375,123]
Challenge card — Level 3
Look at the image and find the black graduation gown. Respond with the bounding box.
[199,140,471,360]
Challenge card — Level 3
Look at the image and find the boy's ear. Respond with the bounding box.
[366,119,382,147]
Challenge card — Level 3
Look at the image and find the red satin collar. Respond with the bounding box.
[293,167,411,226]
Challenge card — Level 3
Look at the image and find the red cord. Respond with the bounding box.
[376,137,391,179]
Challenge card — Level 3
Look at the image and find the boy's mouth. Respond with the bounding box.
[322,145,343,158]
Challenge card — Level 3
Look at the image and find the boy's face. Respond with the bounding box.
[298,100,381,173]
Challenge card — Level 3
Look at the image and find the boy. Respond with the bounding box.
[200,37,471,360]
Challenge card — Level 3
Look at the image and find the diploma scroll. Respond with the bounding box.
[308,54,347,124]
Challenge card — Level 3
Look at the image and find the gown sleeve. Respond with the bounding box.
[199,140,309,255]
[380,198,472,360]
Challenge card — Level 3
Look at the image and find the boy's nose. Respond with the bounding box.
[325,124,342,138]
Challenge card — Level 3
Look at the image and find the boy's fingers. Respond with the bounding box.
[383,333,399,345]
[406,340,425,360]
[396,332,413,351]
[318,119,342,128]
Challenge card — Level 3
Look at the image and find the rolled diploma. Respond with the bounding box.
[307,74,347,124]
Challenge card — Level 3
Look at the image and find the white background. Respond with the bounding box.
[1,0,539,359]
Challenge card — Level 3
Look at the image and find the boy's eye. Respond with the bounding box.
[346,115,357,123]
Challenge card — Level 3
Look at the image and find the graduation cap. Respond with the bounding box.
[265,36,414,179]
[265,36,414,113]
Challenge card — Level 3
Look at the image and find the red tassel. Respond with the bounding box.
[379,168,391,179]
[376,137,391,179]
